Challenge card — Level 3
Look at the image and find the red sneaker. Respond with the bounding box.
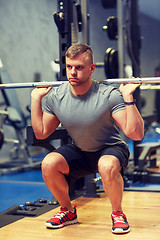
[111,211,130,234]
[45,205,78,229]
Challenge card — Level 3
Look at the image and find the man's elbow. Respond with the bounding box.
[136,123,145,140]
[130,129,144,141]
[34,131,48,140]
[133,133,144,141]
[125,126,144,141]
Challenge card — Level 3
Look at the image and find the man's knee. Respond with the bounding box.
[41,152,69,177]
[98,156,121,183]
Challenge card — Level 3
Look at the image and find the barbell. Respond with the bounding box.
[0,77,160,89]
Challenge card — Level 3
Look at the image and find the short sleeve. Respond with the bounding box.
[43,90,55,115]
[109,88,126,115]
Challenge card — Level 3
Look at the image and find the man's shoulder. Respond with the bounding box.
[49,81,70,98]
[93,81,118,95]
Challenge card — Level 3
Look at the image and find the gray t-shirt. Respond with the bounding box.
[44,81,127,152]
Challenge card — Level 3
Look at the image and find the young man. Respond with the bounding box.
[31,43,144,234]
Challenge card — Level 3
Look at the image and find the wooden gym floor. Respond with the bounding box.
[0,191,160,240]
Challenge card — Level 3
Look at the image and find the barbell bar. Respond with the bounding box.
[0,81,64,89]
[97,77,160,84]
[0,77,160,89]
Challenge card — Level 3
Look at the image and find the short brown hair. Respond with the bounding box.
[65,43,93,64]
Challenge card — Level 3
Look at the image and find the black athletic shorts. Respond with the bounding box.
[54,143,130,184]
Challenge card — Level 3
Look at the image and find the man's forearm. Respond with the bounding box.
[31,95,44,137]
[125,104,144,140]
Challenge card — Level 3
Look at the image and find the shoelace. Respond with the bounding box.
[54,210,69,219]
[113,215,125,223]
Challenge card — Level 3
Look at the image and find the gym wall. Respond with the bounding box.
[0,0,160,157]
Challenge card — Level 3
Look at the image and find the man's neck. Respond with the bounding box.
[70,80,92,97]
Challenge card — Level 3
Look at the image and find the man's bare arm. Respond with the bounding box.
[31,87,60,139]
[112,83,144,141]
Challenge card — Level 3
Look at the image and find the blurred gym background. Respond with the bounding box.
[0,0,160,215]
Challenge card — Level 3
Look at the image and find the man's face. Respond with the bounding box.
[66,52,95,87]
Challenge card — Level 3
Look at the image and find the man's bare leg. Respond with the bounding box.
[41,152,74,212]
[98,155,123,211]
[98,155,130,234]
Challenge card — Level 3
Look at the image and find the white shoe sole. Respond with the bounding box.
[112,227,130,234]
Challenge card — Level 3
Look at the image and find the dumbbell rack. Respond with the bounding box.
[0,198,59,228]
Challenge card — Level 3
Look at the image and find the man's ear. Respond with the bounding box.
[91,64,96,73]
